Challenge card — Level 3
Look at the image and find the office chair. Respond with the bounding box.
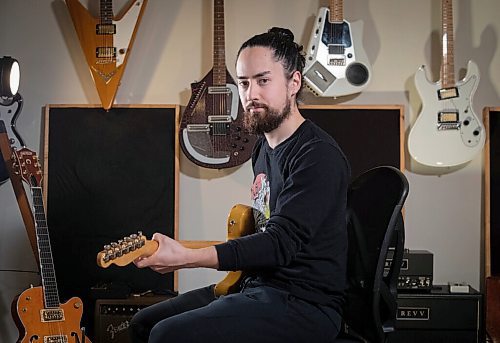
[335,165,409,343]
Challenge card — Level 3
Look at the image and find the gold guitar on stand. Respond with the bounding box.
[97,204,255,296]
[408,0,484,167]
[10,147,92,343]
[65,0,148,110]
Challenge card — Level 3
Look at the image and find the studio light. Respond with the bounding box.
[0,56,20,98]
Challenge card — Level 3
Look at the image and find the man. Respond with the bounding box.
[129,27,350,343]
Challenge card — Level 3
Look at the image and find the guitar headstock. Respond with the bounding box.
[97,231,159,268]
[12,147,42,187]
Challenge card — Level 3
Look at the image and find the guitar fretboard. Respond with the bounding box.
[32,186,61,308]
[100,0,113,24]
[213,0,227,86]
[440,0,456,88]
[329,0,344,23]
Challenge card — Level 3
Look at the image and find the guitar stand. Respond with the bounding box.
[0,119,39,266]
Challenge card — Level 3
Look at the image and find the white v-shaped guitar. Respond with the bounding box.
[408,0,484,167]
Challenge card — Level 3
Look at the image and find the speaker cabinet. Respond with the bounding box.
[484,107,500,277]
[299,105,405,180]
[42,104,179,339]
[484,107,500,342]
[388,285,483,343]
[94,295,171,343]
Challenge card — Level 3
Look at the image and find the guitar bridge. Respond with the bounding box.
[437,111,460,130]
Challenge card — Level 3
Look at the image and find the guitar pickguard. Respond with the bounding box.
[303,7,372,97]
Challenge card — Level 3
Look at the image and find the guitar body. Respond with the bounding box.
[12,286,91,343]
[408,60,484,167]
[304,6,371,97]
[65,0,147,110]
[213,203,255,296]
[180,69,257,169]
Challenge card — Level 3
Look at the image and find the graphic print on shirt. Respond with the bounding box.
[251,173,270,232]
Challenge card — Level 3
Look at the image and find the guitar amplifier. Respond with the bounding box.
[94,295,171,343]
[386,249,433,291]
[388,285,484,343]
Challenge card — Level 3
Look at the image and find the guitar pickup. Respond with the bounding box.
[438,87,459,100]
[208,116,231,123]
[96,47,116,59]
[96,24,116,35]
[41,308,65,322]
[437,111,460,130]
[187,124,210,133]
[328,44,345,55]
[208,86,231,94]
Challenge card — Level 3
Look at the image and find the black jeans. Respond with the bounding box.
[129,283,342,343]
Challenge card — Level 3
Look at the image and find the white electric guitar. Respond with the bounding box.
[303,0,372,97]
[408,0,484,167]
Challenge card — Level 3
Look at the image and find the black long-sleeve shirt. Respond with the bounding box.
[216,119,350,310]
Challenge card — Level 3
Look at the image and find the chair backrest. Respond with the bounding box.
[342,166,409,343]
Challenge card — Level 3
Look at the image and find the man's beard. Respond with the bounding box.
[243,99,292,135]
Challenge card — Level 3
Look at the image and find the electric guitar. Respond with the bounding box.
[303,0,372,97]
[0,93,25,184]
[10,147,92,343]
[65,0,148,110]
[179,0,257,169]
[408,0,484,167]
[96,203,255,296]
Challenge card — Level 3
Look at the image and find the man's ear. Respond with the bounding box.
[289,70,302,97]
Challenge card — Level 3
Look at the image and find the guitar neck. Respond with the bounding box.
[329,0,344,23]
[31,186,61,308]
[100,0,113,23]
[213,0,227,86]
[180,240,224,249]
[440,0,456,88]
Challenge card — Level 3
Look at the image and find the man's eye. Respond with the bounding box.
[238,81,249,88]
[258,79,269,85]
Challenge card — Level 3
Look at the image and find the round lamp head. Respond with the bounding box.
[0,56,20,98]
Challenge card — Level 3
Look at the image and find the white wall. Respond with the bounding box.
[0,0,499,340]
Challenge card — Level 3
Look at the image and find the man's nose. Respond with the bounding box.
[246,81,258,101]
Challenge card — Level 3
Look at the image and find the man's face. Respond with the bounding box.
[236,46,294,135]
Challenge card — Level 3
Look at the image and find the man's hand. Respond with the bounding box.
[133,232,219,273]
